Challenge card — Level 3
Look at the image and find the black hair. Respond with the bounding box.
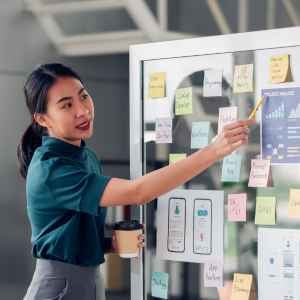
[17,63,83,179]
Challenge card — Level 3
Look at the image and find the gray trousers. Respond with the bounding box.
[23,259,106,300]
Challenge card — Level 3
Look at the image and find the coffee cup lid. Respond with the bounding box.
[113,220,143,230]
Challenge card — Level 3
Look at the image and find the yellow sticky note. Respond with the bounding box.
[169,153,187,164]
[231,273,253,300]
[148,72,166,98]
[233,64,253,94]
[270,54,292,83]
[288,189,300,218]
[175,87,193,115]
[255,196,276,225]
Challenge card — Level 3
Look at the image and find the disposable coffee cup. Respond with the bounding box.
[113,220,143,258]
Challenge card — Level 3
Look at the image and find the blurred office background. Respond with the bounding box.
[1,0,300,299]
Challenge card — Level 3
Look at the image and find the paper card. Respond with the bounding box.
[255,197,276,225]
[144,97,172,123]
[221,152,242,182]
[155,117,172,144]
[169,153,187,164]
[151,272,169,299]
[203,69,223,97]
[288,189,300,218]
[218,106,238,134]
[228,193,247,222]
[248,159,271,187]
[231,273,253,300]
[233,64,254,94]
[148,72,166,99]
[191,121,210,149]
[175,87,193,115]
[269,54,292,84]
[204,262,224,287]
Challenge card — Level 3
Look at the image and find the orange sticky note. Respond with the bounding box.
[231,273,253,300]
[269,54,292,83]
[288,189,300,218]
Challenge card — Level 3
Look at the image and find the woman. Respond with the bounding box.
[18,63,253,300]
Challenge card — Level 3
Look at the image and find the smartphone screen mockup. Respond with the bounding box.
[167,197,186,253]
[193,198,212,255]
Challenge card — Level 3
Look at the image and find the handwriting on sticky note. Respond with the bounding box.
[231,273,253,300]
[151,272,169,299]
[148,72,166,98]
[233,64,253,94]
[175,87,193,115]
[203,69,223,97]
[221,152,242,182]
[169,153,187,164]
[191,121,210,149]
[155,117,172,144]
[255,197,276,225]
[218,106,238,134]
[288,189,300,218]
[248,159,271,187]
[228,193,247,222]
[270,54,292,84]
[204,262,224,287]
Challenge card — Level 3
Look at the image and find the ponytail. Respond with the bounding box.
[17,122,45,179]
[18,63,83,179]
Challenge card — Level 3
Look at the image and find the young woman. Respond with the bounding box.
[18,63,253,300]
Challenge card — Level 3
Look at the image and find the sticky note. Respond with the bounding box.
[204,262,224,287]
[228,193,247,222]
[248,159,271,187]
[221,152,242,182]
[175,87,193,115]
[231,273,253,300]
[233,64,254,94]
[218,106,238,134]
[270,54,292,83]
[288,189,300,218]
[203,69,223,97]
[191,121,210,149]
[151,272,169,299]
[169,153,187,164]
[148,72,166,98]
[255,196,276,225]
[155,117,172,144]
[144,98,171,122]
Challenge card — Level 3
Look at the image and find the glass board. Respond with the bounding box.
[142,45,300,300]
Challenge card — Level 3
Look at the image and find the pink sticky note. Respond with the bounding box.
[228,193,247,222]
[248,159,271,187]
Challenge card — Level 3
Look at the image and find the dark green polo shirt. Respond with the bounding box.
[26,135,111,266]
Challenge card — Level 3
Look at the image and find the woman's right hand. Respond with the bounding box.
[210,119,255,160]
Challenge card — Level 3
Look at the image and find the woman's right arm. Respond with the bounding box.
[100,119,254,207]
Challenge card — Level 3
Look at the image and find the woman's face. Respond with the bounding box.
[35,77,94,146]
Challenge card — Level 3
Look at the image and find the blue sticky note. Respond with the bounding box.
[191,121,210,149]
[221,152,242,182]
[151,272,169,299]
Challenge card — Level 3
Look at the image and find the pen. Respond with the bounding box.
[248,97,264,119]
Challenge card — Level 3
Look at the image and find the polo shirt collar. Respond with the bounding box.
[42,135,86,157]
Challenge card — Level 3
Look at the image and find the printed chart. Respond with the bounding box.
[262,87,300,164]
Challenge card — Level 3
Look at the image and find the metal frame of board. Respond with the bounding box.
[129,26,300,300]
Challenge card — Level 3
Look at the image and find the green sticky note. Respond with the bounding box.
[169,153,187,164]
[191,121,210,149]
[255,196,276,225]
[175,87,193,115]
[151,272,169,299]
[221,152,242,182]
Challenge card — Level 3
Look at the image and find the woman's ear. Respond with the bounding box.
[33,113,51,129]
